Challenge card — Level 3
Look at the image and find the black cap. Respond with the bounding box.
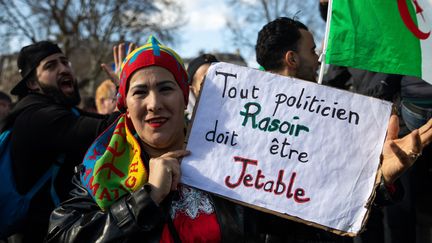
[11,41,63,96]
[187,54,219,84]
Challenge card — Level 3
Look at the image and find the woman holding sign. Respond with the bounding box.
[46,35,432,242]
[46,36,254,242]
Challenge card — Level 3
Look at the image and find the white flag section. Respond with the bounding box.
[181,62,392,234]
[418,0,432,84]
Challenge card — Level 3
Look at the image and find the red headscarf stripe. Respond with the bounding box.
[116,36,189,111]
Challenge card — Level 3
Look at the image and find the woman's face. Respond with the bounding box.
[126,66,185,151]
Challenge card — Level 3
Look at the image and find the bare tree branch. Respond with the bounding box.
[0,0,37,42]
[0,0,185,94]
[226,0,325,64]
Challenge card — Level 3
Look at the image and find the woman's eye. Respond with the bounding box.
[160,86,174,92]
[133,90,148,96]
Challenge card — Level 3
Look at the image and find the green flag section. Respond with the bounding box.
[326,0,432,85]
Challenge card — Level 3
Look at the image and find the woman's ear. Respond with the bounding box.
[126,110,130,118]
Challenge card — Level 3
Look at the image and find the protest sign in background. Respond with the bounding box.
[181,62,392,235]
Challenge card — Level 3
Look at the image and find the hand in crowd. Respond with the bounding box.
[148,150,190,204]
[381,115,432,184]
[101,42,136,86]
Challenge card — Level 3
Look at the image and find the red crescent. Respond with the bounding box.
[398,0,430,39]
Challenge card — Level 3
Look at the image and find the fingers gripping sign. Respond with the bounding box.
[148,150,190,204]
[381,116,432,184]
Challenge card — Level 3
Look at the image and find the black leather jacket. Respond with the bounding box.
[47,173,400,243]
[2,94,119,242]
[46,173,258,243]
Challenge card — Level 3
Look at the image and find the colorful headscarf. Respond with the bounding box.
[117,35,189,111]
[81,116,147,209]
[80,36,188,209]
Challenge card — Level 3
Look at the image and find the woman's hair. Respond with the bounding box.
[95,80,116,113]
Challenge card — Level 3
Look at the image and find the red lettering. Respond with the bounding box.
[254,170,265,189]
[224,156,310,204]
[243,174,253,187]
[88,176,100,196]
[99,187,112,201]
[286,172,295,198]
[274,170,286,195]
[294,188,310,203]
[84,168,92,181]
[88,147,102,160]
[125,176,137,188]
[225,156,258,188]
[113,122,126,141]
[263,181,274,192]
[129,161,139,173]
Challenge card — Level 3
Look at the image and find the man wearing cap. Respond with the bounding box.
[187,54,219,98]
[4,41,120,242]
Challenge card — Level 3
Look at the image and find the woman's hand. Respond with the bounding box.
[101,42,136,86]
[148,150,190,204]
[381,115,432,184]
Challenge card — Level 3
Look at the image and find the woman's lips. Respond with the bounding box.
[147,118,167,128]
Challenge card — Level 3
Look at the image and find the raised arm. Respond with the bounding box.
[101,42,137,86]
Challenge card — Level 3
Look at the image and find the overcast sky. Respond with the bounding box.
[176,0,235,61]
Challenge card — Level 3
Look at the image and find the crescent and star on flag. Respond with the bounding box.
[398,0,431,40]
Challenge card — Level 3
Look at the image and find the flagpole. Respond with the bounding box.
[317,0,333,85]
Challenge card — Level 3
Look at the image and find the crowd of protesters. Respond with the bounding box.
[0,3,431,243]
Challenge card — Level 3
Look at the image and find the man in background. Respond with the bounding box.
[4,41,119,242]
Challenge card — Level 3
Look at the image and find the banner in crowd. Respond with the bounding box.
[326,0,432,85]
[181,62,392,235]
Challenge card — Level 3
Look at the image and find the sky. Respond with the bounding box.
[4,0,325,69]
[5,0,243,65]
[174,0,325,68]
[175,0,238,62]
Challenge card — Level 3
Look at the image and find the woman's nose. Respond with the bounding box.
[146,91,162,112]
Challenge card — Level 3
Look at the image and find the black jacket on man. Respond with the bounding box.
[5,93,119,242]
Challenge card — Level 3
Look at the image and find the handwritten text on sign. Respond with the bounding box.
[181,62,391,234]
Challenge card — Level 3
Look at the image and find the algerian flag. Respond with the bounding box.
[325,0,432,85]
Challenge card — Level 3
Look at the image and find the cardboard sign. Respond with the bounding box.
[181,62,392,235]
